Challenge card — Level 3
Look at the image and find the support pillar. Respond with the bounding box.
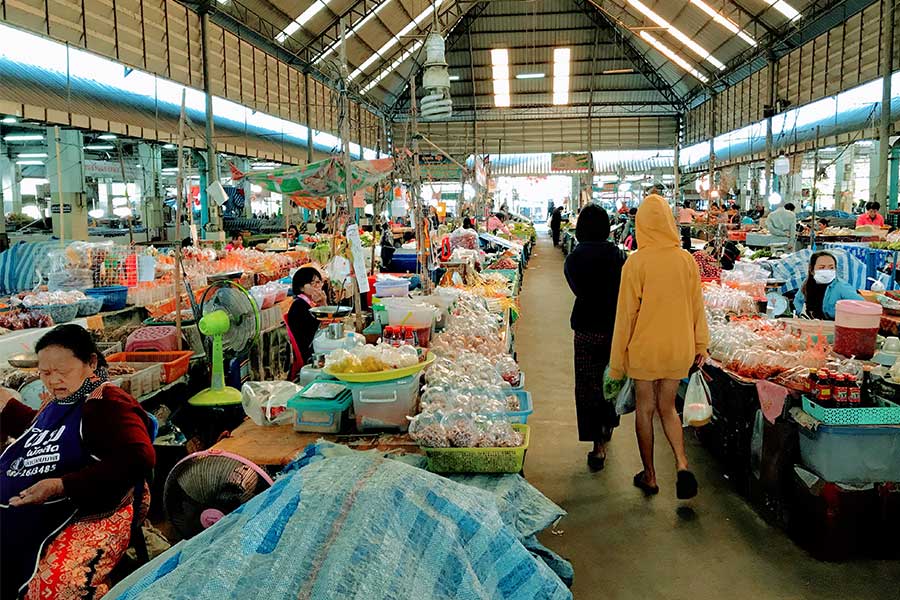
[0,145,21,215]
[237,157,253,217]
[105,181,114,218]
[47,128,87,240]
[890,143,900,211]
[875,0,895,209]
[200,10,222,237]
[870,141,881,204]
[139,143,164,238]
[765,54,776,199]
[673,114,681,203]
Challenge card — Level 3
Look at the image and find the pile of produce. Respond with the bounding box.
[708,314,830,379]
[487,256,517,270]
[692,251,721,279]
[0,310,54,331]
[13,290,86,308]
[325,343,420,374]
[509,222,536,241]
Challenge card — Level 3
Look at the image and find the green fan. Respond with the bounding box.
[189,281,261,407]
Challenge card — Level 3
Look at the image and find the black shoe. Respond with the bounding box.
[633,471,659,495]
[587,452,606,471]
[676,470,698,499]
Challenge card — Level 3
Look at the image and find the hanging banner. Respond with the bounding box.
[83,159,142,181]
[419,153,462,180]
[550,153,592,173]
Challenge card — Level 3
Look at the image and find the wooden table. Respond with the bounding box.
[210,419,420,467]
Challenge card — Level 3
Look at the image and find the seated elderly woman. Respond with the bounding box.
[0,324,155,599]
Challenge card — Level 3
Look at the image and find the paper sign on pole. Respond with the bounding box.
[345,224,370,293]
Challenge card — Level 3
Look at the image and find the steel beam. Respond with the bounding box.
[574,0,686,111]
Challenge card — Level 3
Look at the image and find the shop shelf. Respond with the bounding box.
[423,424,529,474]
[106,350,193,383]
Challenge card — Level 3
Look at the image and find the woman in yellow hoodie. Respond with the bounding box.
[608,191,709,499]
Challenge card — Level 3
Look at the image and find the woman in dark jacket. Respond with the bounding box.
[564,205,625,470]
[550,206,563,246]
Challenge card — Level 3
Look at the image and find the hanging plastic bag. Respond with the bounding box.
[241,381,301,426]
[615,378,635,416]
[683,370,713,427]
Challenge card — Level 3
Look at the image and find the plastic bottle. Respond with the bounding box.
[404,326,416,347]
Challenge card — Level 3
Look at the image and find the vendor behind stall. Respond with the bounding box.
[0,324,155,599]
[856,201,885,228]
[225,232,243,251]
[794,251,863,319]
[487,212,511,236]
[766,202,797,249]
[287,267,325,365]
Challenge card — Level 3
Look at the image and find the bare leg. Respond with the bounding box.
[656,378,689,471]
[634,380,657,486]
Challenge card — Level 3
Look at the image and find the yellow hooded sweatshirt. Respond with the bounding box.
[609,194,709,381]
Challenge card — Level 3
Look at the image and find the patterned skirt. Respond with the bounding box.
[24,489,147,600]
[573,331,620,443]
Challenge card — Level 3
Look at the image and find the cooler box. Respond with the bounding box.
[287,381,352,434]
[799,423,900,484]
[125,326,180,353]
[347,374,421,431]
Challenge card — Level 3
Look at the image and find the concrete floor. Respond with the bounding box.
[518,235,900,600]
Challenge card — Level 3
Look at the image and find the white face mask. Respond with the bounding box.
[813,269,836,285]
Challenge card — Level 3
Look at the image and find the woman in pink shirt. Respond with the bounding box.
[856,201,885,227]
[487,212,511,235]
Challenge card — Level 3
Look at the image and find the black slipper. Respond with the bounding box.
[676,470,698,500]
[587,452,606,471]
[633,471,659,495]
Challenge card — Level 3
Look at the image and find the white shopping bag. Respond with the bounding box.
[683,370,712,427]
[615,378,635,416]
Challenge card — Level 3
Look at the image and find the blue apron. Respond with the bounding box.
[0,396,96,598]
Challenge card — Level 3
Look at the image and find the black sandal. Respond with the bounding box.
[633,471,659,495]
[676,470,698,500]
[587,452,606,471]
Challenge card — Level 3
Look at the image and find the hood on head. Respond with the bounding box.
[636,194,680,249]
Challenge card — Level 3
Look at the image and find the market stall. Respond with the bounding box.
[688,278,900,560]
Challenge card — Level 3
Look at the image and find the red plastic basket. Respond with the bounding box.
[106,351,193,383]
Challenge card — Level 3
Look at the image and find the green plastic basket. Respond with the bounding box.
[424,424,529,474]
[802,396,900,426]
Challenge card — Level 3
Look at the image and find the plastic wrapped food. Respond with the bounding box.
[241,381,301,426]
[324,343,420,374]
[449,227,479,251]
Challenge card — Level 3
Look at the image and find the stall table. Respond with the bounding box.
[210,419,420,467]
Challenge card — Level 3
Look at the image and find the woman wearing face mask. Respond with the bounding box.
[794,251,863,319]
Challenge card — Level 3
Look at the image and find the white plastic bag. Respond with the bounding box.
[683,370,713,427]
[241,381,301,426]
[615,378,635,416]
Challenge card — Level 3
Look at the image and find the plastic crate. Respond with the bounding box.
[505,390,533,424]
[85,286,128,311]
[106,351,193,383]
[76,297,103,317]
[123,363,163,398]
[799,423,900,484]
[802,396,900,425]
[424,424,529,474]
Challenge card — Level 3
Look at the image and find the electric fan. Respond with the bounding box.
[163,449,273,539]
[188,280,261,407]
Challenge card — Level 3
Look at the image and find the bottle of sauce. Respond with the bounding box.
[816,369,833,408]
[848,376,862,408]
[404,326,416,347]
[833,374,849,408]
[807,369,819,396]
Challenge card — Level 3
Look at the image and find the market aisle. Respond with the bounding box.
[518,235,900,600]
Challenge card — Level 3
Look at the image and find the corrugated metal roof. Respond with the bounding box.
[462,150,674,176]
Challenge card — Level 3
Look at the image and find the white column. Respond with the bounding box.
[46,128,87,240]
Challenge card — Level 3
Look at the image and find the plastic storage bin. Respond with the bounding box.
[347,373,421,431]
[287,384,352,433]
[374,278,410,298]
[76,297,103,317]
[799,423,900,483]
[85,285,129,311]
